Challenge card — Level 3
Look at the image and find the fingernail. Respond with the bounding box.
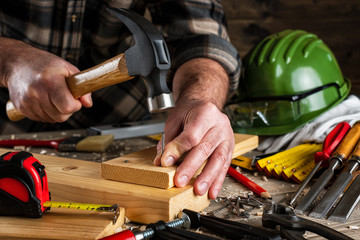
[178,175,189,187]
[163,156,175,166]
[210,188,220,200]
[197,181,208,195]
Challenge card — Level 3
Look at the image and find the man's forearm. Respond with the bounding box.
[172,58,230,110]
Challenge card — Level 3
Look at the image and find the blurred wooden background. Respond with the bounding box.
[223,0,360,95]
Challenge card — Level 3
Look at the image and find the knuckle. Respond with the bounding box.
[213,149,231,168]
[60,104,77,114]
[182,134,201,149]
[197,141,214,158]
[55,114,71,123]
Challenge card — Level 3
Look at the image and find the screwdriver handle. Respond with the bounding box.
[99,229,136,240]
[314,122,351,167]
[349,139,360,162]
[332,121,360,167]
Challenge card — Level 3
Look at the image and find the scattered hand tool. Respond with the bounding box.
[182,209,282,240]
[6,7,174,121]
[0,151,120,222]
[309,138,360,219]
[0,134,114,152]
[100,211,221,240]
[231,155,254,170]
[228,166,271,199]
[328,174,360,223]
[256,143,322,180]
[262,204,354,240]
[87,119,165,140]
[295,121,360,215]
[289,122,351,206]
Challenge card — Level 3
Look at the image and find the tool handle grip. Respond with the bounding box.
[99,230,136,240]
[66,53,133,98]
[314,121,351,167]
[332,121,360,163]
[350,139,360,159]
[0,139,62,149]
[6,53,133,121]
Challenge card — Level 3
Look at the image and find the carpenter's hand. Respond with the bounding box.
[154,99,235,199]
[1,38,92,122]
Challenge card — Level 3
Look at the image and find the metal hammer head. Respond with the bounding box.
[107,7,174,113]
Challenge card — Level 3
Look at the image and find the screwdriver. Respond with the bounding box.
[295,121,360,214]
[309,139,360,219]
[289,122,350,206]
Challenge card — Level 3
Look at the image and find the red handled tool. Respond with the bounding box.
[295,121,360,214]
[0,151,119,219]
[289,122,351,206]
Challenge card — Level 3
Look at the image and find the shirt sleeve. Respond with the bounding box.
[147,0,240,94]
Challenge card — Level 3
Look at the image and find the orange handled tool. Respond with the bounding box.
[295,121,360,214]
[290,122,351,206]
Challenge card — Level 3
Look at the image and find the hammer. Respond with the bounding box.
[6,8,174,121]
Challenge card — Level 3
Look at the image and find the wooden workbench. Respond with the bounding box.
[0,130,359,239]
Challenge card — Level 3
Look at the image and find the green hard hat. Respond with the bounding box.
[226,29,351,135]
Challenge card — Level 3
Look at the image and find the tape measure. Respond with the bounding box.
[0,151,119,221]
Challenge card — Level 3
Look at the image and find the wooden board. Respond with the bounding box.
[0,148,209,229]
[0,208,125,240]
[101,134,258,188]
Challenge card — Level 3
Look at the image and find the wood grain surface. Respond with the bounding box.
[101,134,258,189]
[0,148,209,227]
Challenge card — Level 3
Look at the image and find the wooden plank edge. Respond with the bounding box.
[101,134,259,189]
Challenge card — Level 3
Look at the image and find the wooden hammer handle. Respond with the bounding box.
[6,53,134,121]
[333,121,360,161]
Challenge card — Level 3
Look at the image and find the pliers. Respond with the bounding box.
[262,204,354,240]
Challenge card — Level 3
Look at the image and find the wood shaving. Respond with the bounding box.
[124,217,131,223]
[261,176,268,182]
[14,146,26,151]
[348,225,359,230]
[40,149,47,154]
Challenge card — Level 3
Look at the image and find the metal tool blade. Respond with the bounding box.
[309,161,358,219]
[328,174,360,223]
[294,160,339,214]
[295,122,360,215]
[290,122,351,206]
[290,161,321,206]
[87,119,165,140]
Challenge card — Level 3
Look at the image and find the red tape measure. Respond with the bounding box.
[0,151,50,217]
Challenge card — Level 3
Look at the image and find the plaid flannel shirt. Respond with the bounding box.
[0,0,240,132]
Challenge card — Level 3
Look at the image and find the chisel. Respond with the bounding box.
[289,122,350,206]
[309,139,360,219]
[327,174,360,223]
[295,121,360,214]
